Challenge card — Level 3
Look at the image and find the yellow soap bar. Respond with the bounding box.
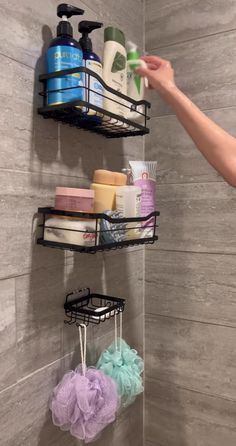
[93,169,127,186]
[91,183,117,213]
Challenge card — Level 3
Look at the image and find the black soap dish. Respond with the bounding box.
[64,288,125,327]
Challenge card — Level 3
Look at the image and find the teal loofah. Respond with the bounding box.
[97,337,144,407]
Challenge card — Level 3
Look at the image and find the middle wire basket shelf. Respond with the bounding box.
[37,207,159,254]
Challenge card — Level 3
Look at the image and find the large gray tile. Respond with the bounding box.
[145,442,162,446]
[155,181,236,254]
[65,249,144,322]
[146,314,236,399]
[146,0,236,50]
[145,442,163,446]
[0,0,143,68]
[15,264,66,379]
[0,349,142,446]
[0,355,80,446]
[0,278,17,391]
[148,31,236,117]
[146,106,236,184]
[94,397,143,446]
[0,54,102,177]
[145,378,236,446]
[16,249,143,378]
[62,249,144,361]
[83,0,144,50]
[146,250,236,327]
[0,169,94,279]
[0,0,97,68]
[0,52,143,178]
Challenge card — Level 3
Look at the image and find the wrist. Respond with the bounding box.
[158,81,180,105]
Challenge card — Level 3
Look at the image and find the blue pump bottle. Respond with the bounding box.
[78,21,103,121]
[47,3,84,106]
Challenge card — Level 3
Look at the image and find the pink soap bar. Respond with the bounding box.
[55,187,94,212]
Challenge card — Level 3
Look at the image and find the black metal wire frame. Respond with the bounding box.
[38,67,151,138]
[64,287,125,326]
[37,207,159,254]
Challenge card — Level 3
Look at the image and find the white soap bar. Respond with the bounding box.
[92,306,109,321]
[44,216,98,247]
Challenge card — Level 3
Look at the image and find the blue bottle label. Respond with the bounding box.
[47,45,83,105]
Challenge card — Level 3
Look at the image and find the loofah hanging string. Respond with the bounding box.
[97,311,144,407]
[79,324,87,377]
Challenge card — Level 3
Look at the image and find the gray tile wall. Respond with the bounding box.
[145,1,236,445]
[0,1,145,445]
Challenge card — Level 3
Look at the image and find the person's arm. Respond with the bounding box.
[137,55,236,187]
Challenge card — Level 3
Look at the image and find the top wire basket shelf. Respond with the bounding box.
[38,67,151,138]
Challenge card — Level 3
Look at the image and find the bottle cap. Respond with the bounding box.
[104,27,126,48]
[57,3,84,37]
[79,21,103,52]
[127,41,140,60]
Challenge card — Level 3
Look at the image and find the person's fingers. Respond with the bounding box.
[135,66,151,77]
[136,67,156,89]
[145,63,158,70]
[141,55,166,67]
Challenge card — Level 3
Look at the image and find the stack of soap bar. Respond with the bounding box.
[55,187,94,212]
[44,216,98,247]
[91,169,127,213]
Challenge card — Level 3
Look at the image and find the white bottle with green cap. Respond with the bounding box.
[103,27,127,118]
[126,41,148,120]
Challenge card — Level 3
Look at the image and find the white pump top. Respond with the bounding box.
[126,41,138,54]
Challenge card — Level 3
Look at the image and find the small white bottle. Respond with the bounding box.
[116,186,142,239]
[103,27,127,118]
[126,41,148,121]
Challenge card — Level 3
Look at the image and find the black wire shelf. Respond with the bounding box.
[37,207,159,254]
[64,288,125,327]
[38,67,150,138]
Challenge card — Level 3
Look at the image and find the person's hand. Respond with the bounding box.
[136,55,176,100]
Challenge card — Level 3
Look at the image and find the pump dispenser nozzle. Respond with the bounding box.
[57,4,84,37]
[127,41,140,60]
[79,21,103,52]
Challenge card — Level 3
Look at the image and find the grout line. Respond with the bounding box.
[155,179,224,185]
[150,103,236,120]
[0,166,92,181]
[147,27,236,53]
[146,311,236,330]
[146,247,236,256]
[0,50,34,70]
[142,246,146,446]
[0,352,73,397]
[146,376,236,404]
[0,262,66,282]
[156,178,226,185]
[0,248,143,282]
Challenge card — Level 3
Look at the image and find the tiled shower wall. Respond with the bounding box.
[0,1,145,445]
[145,1,236,445]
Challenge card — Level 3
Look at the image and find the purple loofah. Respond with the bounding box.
[50,366,119,443]
[49,324,120,443]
